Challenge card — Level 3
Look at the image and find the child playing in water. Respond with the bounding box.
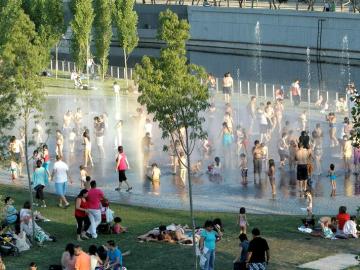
[191,160,202,175]
[208,157,221,175]
[149,163,161,193]
[239,153,248,185]
[305,190,313,217]
[112,217,127,234]
[69,128,76,153]
[79,165,87,188]
[268,159,276,197]
[299,111,307,131]
[237,207,249,234]
[328,163,336,196]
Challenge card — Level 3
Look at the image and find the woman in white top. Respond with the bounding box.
[89,245,103,270]
[83,130,94,167]
[222,72,233,103]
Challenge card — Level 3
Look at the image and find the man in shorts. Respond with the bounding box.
[295,143,311,196]
[51,155,72,208]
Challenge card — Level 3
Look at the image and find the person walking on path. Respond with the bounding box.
[51,155,72,208]
[115,146,132,192]
[246,228,270,270]
[86,180,104,239]
[32,160,49,208]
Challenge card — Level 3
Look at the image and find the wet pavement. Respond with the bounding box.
[2,93,360,215]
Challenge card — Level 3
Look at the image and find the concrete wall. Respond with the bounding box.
[187,7,360,59]
[135,5,360,62]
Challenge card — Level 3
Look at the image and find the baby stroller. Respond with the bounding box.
[0,233,19,257]
[97,199,114,234]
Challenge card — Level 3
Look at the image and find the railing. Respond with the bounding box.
[49,59,347,107]
[136,0,359,13]
[49,59,134,80]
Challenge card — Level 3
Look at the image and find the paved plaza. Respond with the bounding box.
[2,92,359,215]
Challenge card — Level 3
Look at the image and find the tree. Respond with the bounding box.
[21,0,65,51]
[135,10,209,269]
[114,0,139,87]
[93,0,113,81]
[0,1,47,241]
[70,0,94,76]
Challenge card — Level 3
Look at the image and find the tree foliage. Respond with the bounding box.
[114,0,139,84]
[136,9,209,149]
[135,11,208,268]
[0,0,48,240]
[93,0,113,81]
[70,0,94,72]
[21,0,65,64]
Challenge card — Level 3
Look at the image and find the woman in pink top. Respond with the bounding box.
[115,146,132,192]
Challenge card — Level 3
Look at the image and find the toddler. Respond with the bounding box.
[112,217,127,234]
[305,190,313,217]
[79,165,87,188]
[237,207,249,234]
[328,163,336,196]
[239,153,248,184]
[268,159,276,197]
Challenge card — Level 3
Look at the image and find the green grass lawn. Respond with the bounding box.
[1,184,359,270]
[42,75,131,97]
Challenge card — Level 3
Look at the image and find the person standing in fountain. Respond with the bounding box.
[290,79,301,107]
[222,72,233,103]
[8,136,24,178]
[55,130,64,158]
[115,146,132,192]
[252,140,263,183]
[83,130,94,167]
[326,112,339,147]
[94,116,105,158]
[295,143,311,196]
[115,120,123,149]
[74,108,83,135]
[247,96,257,135]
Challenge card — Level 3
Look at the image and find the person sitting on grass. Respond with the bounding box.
[321,220,334,239]
[29,262,37,270]
[343,216,358,238]
[336,206,350,233]
[89,244,103,270]
[3,196,18,226]
[105,240,130,270]
[19,201,48,222]
[112,217,127,234]
[61,243,76,270]
[20,214,55,245]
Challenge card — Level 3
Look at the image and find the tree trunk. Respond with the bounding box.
[87,39,90,87]
[24,111,35,242]
[123,47,129,88]
[185,127,198,270]
[55,44,58,80]
[102,56,106,81]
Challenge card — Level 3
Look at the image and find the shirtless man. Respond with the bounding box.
[295,143,311,195]
[252,140,263,182]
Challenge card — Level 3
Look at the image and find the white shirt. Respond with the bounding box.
[113,84,120,94]
[52,160,69,183]
[343,220,358,238]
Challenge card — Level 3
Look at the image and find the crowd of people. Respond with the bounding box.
[2,69,360,270]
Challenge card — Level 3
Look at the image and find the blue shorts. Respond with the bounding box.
[55,182,67,196]
[42,161,50,171]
